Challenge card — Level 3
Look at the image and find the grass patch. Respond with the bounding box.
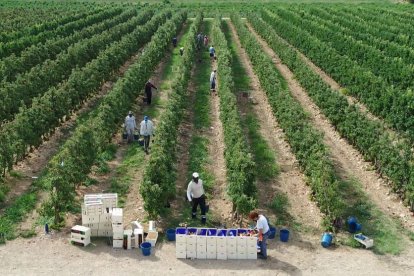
[338,178,404,255]
[269,193,301,231]
[9,170,24,179]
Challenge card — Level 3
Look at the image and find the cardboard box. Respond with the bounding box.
[145,231,158,247]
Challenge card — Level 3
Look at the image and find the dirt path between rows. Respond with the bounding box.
[227,20,322,235]
[247,22,414,233]
[206,26,233,227]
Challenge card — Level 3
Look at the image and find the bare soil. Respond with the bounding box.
[1,232,413,275]
[227,21,322,233]
[247,23,414,233]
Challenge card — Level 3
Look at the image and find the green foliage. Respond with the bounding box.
[140,13,201,219]
[211,17,257,214]
[232,13,342,226]
[253,11,414,207]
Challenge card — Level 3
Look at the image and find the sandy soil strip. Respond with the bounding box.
[247,22,414,233]
[227,20,322,234]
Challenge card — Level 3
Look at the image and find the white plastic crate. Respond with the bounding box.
[111,208,123,223]
[176,250,186,259]
[176,228,187,243]
[237,249,247,260]
[113,231,124,240]
[197,251,207,259]
[113,239,123,248]
[176,242,186,252]
[81,214,100,224]
[145,231,158,247]
[207,250,217,260]
[112,223,123,234]
[187,250,196,259]
[217,251,227,260]
[186,242,196,252]
[227,252,238,260]
[247,251,257,260]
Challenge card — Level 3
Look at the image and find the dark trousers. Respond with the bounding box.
[145,90,152,105]
[143,135,150,151]
[192,194,206,222]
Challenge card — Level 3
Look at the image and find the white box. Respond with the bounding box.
[91,229,98,237]
[227,252,238,260]
[145,231,158,247]
[113,239,123,248]
[71,237,90,247]
[176,250,186,259]
[176,242,186,252]
[98,222,112,231]
[216,245,227,253]
[217,252,227,260]
[99,213,112,222]
[97,230,112,237]
[207,250,217,259]
[247,251,257,260]
[187,250,196,259]
[112,223,123,233]
[113,231,124,240]
[111,208,123,223]
[82,223,99,230]
[197,251,207,259]
[81,214,100,224]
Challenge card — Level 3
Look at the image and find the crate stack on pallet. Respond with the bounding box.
[175,228,257,260]
[82,193,118,237]
[112,207,124,248]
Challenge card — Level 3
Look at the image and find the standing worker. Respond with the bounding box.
[197,33,203,50]
[209,45,216,61]
[187,172,207,224]
[249,211,270,260]
[210,69,217,94]
[203,35,209,48]
[172,37,177,48]
[140,115,154,154]
[144,79,158,105]
[179,47,184,56]
[124,111,137,144]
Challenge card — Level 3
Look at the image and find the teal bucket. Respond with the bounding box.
[280,229,289,242]
[321,233,333,248]
[140,242,152,256]
[268,227,276,239]
[166,228,175,241]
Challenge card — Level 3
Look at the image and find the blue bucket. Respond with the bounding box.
[166,228,175,241]
[348,217,358,233]
[280,229,289,242]
[321,232,333,248]
[140,242,152,256]
[356,223,362,231]
[268,226,276,239]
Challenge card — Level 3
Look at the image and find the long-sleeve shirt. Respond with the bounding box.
[187,180,204,201]
[209,46,215,54]
[125,115,136,130]
[210,71,216,84]
[140,120,154,136]
[145,82,157,94]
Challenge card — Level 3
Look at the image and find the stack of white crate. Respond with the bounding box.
[206,229,217,259]
[70,225,91,247]
[196,229,207,259]
[175,228,258,260]
[111,207,124,248]
[176,228,187,259]
[227,230,238,260]
[216,229,227,260]
[82,193,118,237]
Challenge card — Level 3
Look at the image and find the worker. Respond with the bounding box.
[144,79,158,105]
[197,33,203,50]
[209,45,215,61]
[172,37,177,48]
[203,35,209,48]
[179,47,184,56]
[124,111,136,144]
[140,115,154,154]
[210,69,217,94]
[249,211,270,260]
[187,172,207,224]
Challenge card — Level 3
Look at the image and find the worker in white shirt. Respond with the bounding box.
[210,69,217,94]
[124,111,136,143]
[187,172,207,224]
[249,211,270,260]
[140,115,154,154]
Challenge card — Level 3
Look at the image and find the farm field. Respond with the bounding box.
[1,1,414,275]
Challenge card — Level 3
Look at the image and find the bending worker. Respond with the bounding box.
[249,211,270,260]
[187,172,207,224]
[140,115,154,154]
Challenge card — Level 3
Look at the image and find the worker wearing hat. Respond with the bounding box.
[140,115,154,154]
[187,172,207,224]
[124,111,136,143]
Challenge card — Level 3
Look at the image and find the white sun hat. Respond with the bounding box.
[192,172,199,178]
